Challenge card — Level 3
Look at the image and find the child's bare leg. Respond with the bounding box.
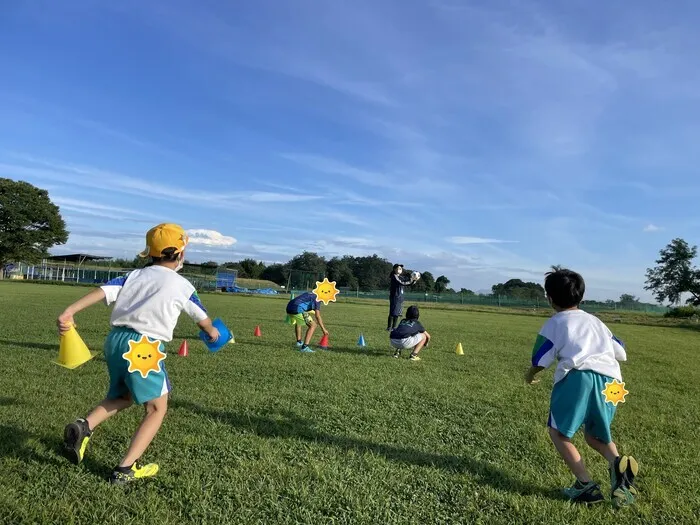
[295,324,302,341]
[303,321,317,345]
[410,333,428,356]
[86,395,133,430]
[119,394,168,467]
[549,427,592,482]
[584,432,619,464]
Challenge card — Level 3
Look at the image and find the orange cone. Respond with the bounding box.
[319,334,329,349]
[178,340,189,357]
[254,325,262,337]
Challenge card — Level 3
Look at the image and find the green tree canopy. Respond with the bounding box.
[435,275,450,293]
[492,278,545,301]
[645,238,700,305]
[0,178,68,271]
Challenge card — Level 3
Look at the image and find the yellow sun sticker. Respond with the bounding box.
[313,277,340,305]
[601,378,629,406]
[122,335,167,379]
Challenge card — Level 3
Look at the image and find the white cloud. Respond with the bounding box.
[643,224,662,232]
[447,236,517,244]
[187,229,237,247]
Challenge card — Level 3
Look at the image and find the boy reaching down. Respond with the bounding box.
[526,269,639,507]
[285,291,329,353]
[58,223,220,485]
[389,305,430,361]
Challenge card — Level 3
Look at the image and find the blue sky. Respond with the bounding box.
[1,0,699,301]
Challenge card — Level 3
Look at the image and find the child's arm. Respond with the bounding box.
[611,334,627,362]
[527,331,556,384]
[315,310,329,335]
[57,288,107,334]
[525,365,545,384]
[184,292,219,341]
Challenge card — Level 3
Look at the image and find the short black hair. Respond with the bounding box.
[406,305,419,320]
[544,269,585,309]
[150,246,181,264]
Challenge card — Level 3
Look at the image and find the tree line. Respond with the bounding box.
[3,178,699,308]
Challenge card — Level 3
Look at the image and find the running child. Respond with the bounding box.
[58,223,220,484]
[526,268,639,507]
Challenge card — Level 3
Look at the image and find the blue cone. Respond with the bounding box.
[357,333,366,347]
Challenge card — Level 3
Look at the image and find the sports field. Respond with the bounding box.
[1,282,698,524]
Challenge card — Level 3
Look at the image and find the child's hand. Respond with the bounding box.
[525,369,540,384]
[205,326,220,342]
[57,311,74,335]
[322,328,329,336]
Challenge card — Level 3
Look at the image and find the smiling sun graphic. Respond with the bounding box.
[602,378,629,406]
[122,336,167,379]
[312,278,340,305]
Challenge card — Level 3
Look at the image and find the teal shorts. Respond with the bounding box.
[548,369,617,443]
[104,327,171,405]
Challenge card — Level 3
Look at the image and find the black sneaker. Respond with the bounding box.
[63,418,91,465]
[109,462,159,485]
[610,455,638,507]
[562,480,605,504]
[393,350,401,358]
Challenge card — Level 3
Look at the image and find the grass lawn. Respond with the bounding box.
[0,282,698,524]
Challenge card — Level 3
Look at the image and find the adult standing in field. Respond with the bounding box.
[387,263,418,331]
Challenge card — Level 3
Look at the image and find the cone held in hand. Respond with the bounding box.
[55,325,95,369]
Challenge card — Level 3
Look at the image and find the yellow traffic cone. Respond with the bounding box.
[54,325,95,369]
[455,342,464,355]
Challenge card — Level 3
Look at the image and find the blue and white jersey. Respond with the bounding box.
[531,309,627,384]
[390,319,425,339]
[286,292,321,314]
[101,265,208,342]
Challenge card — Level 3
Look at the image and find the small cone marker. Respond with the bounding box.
[229,334,235,344]
[455,342,464,355]
[54,325,95,370]
[357,333,366,347]
[178,340,189,357]
[254,325,262,337]
[319,334,329,349]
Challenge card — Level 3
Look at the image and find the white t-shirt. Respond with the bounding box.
[101,265,209,342]
[531,309,627,384]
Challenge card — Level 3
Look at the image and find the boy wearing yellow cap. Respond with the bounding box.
[57,223,221,484]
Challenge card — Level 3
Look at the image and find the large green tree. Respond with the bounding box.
[435,275,450,293]
[492,279,545,300]
[326,256,358,289]
[0,178,68,274]
[644,238,700,305]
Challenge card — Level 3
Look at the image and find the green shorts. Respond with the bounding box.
[104,326,171,405]
[286,311,315,326]
[548,369,617,443]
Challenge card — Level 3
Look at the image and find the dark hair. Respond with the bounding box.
[390,263,403,278]
[406,305,419,320]
[544,269,585,309]
[150,246,181,264]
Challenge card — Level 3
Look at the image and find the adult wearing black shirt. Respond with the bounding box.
[387,263,418,330]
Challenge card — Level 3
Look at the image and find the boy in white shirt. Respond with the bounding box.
[57,223,220,484]
[525,269,639,507]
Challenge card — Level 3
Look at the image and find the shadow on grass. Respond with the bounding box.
[0,397,19,406]
[0,339,57,351]
[0,425,64,467]
[325,346,391,358]
[172,401,559,501]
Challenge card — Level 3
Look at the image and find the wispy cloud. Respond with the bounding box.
[447,236,518,245]
[643,224,663,233]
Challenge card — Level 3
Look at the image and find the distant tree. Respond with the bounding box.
[0,178,69,276]
[619,294,640,305]
[238,258,266,279]
[288,251,327,275]
[349,254,393,291]
[326,256,358,289]
[418,271,435,293]
[260,263,287,285]
[201,261,219,268]
[460,288,475,296]
[435,275,450,293]
[492,278,545,301]
[644,238,700,305]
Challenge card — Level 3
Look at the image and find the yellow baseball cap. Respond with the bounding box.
[139,223,189,258]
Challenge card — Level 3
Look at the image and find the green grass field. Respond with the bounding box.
[1,282,698,524]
